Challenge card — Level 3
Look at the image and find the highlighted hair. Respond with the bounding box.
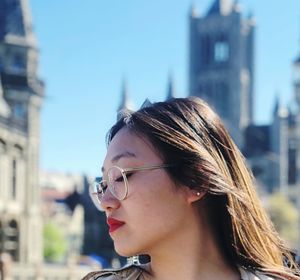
[108,97,300,279]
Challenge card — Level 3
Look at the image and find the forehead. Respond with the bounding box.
[103,127,161,167]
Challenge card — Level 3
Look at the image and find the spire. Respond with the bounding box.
[232,0,241,13]
[273,93,288,118]
[0,0,36,46]
[207,0,233,16]
[189,3,199,18]
[273,94,280,116]
[166,73,176,101]
[247,10,256,26]
[118,78,134,113]
[295,18,300,63]
[0,77,11,118]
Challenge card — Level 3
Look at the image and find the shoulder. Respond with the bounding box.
[82,264,147,280]
[239,267,283,280]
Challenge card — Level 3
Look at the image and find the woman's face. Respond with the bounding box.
[101,127,193,257]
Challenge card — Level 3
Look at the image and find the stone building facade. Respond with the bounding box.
[0,0,44,268]
[189,0,255,148]
[188,0,300,197]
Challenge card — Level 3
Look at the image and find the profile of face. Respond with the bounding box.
[100,127,200,257]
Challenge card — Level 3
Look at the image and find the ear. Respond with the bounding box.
[184,188,206,204]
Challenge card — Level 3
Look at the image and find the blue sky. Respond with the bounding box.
[30,0,300,176]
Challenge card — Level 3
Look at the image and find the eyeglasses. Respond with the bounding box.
[90,164,172,209]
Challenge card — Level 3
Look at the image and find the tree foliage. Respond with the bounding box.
[267,192,299,247]
[43,221,67,262]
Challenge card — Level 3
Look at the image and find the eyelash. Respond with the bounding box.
[115,176,124,182]
[100,182,108,191]
[114,172,133,183]
[125,172,133,179]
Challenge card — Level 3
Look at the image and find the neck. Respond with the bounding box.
[144,208,240,280]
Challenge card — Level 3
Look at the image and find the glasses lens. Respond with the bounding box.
[89,177,104,211]
[107,166,127,200]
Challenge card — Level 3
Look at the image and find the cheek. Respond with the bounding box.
[130,176,186,227]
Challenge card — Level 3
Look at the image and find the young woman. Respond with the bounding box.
[84,97,300,280]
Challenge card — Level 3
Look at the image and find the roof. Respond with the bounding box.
[207,0,233,16]
[0,0,36,45]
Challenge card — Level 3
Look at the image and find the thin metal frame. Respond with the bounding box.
[92,164,172,202]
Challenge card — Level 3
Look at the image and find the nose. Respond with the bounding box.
[100,188,121,213]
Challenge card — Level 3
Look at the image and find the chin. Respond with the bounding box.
[114,243,143,258]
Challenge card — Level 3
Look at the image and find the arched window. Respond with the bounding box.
[13,144,23,157]
[0,139,6,154]
[0,221,3,253]
[214,33,229,63]
[0,140,6,196]
[5,220,19,261]
[12,159,17,200]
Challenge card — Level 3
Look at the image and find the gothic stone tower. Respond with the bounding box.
[0,0,44,265]
[189,0,255,147]
[289,44,300,186]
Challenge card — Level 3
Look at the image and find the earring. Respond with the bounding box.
[196,192,201,196]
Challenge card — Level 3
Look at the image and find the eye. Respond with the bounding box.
[115,176,124,183]
[99,180,108,192]
[124,172,133,180]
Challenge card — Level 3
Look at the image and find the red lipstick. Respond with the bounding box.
[107,217,125,233]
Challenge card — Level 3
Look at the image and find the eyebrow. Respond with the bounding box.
[101,151,137,172]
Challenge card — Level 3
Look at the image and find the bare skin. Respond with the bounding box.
[142,204,240,280]
[102,128,241,280]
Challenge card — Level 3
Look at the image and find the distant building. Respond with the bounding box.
[0,0,44,267]
[244,98,289,192]
[0,1,98,278]
[60,176,116,266]
[189,0,255,147]
[187,0,295,193]
[244,41,300,194]
[117,79,135,120]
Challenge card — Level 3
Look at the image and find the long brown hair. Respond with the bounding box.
[108,97,300,279]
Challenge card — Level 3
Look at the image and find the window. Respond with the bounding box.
[0,139,6,153]
[214,41,229,62]
[0,221,3,252]
[11,54,26,73]
[5,220,19,261]
[13,103,26,119]
[12,159,17,199]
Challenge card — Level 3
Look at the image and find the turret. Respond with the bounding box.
[0,77,11,118]
[117,78,134,120]
[166,73,176,101]
[207,0,233,16]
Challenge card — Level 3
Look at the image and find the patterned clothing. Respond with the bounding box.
[82,264,279,280]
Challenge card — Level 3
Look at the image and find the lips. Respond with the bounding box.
[107,217,125,233]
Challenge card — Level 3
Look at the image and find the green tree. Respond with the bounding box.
[43,221,67,262]
[267,192,299,247]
